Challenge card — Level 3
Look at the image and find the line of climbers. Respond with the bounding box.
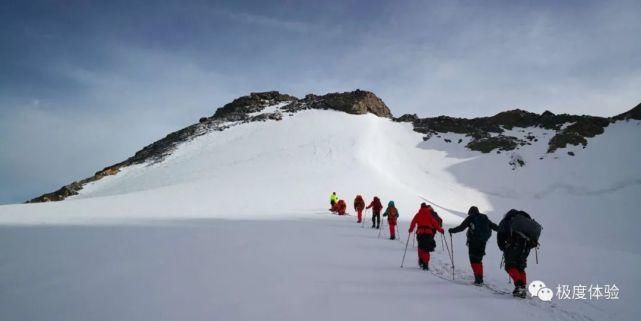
[329,192,542,299]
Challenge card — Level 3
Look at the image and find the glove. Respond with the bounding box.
[448,228,453,233]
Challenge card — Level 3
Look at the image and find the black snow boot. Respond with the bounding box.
[474,275,483,286]
[513,284,527,298]
[390,236,396,240]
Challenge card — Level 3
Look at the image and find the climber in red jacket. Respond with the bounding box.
[366,196,383,229]
[408,203,444,270]
[336,199,347,215]
[382,200,399,240]
[354,195,366,223]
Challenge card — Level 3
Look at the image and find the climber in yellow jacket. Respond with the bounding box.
[330,192,338,209]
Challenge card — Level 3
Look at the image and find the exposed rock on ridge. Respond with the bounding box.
[283,90,392,117]
[394,104,637,154]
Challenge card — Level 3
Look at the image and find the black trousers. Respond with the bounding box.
[371,211,380,227]
[468,240,487,264]
[417,233,436,252]
[504,242,531,270]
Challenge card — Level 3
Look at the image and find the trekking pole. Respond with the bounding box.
[443,234,453,262]
[400,233,411,268]
[442,233,455,280]
[450,232,455,276]
[440,233,445,251]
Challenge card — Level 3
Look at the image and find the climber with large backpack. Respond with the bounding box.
[354,195,366,223]
[448,206,498,286]
[335,200,347,215]
[382,200,399,240]
[497,209,542,298]
[408,203,444,270]
[366,196,383,229]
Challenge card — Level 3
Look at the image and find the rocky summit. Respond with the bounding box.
[284,90,392,117]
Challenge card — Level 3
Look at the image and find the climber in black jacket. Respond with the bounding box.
[449,206,498,285]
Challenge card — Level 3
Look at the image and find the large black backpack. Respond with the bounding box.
[510,211,542,248]
[468,214,492,242]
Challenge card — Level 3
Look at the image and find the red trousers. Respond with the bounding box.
[388,222,396,238]
[471,262,483,278]
[357,209,363,223]
[418,249,431,265]
[507,267,527,285]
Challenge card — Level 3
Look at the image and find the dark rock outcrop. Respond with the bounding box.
[28,182,83,202]
[466,135,523,153]
[547,116,610,152]
[394,114,419,122]
[28,167,121,202]
[284,90,392,117]
[212,91,297,121]
[396,105,636,154]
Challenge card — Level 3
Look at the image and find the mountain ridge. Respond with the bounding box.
[27,90,639,203]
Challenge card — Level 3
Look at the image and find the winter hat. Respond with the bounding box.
[468,206,479,216]
[388,200,395,207]
[420,202,427,208]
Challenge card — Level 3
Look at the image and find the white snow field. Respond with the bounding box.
[1,109,640,321]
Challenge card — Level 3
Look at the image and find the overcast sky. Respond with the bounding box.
[1,0,640,204]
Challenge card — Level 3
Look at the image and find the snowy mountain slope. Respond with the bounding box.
[0,109,475,224]
[0,96,640,321]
